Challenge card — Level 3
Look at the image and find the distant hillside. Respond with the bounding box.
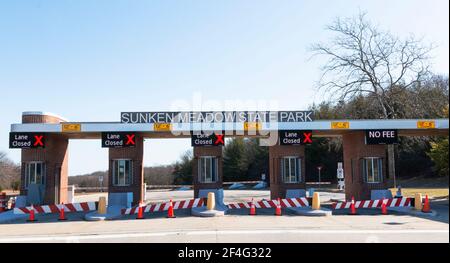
[68,164,175,187]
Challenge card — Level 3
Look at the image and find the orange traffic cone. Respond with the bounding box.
[249,199,256,216]
[422,195,431,213]
[58,203,67,221]
[348,196,357,215]
[27,205,37,222]
[167,199,176,218]
[274,198,282,216]
[381,198,388,215]
[136,201,144,219]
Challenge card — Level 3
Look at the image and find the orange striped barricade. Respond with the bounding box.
[332,197,412,210]
[14,202,98,214]
[121,198,205,215]
[227,197,310,209]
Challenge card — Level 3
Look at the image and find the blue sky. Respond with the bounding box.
[0,0,448,176]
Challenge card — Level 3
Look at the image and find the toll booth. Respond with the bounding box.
[107,134,144,206]
[192,146,224,198]
[342,131,387,200]
[268,144,306,199]
[18,112,69,205]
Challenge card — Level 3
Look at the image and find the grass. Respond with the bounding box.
[389,188,449,199]
[391,175,449,199]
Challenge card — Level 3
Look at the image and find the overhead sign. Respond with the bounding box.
[101,132,136,148]
[191,133,225,146]
[121,111,314,124]
[417,120,435,129]
[9,133,45,149]
[365,129,398,145]
[331,121,350,129]
[61,123,81,132]
[244,122,261,131]
[154,123,172,131]
[279,130,313,145]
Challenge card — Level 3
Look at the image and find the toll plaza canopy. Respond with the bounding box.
[10,114,450,138]
[8,111,449,207]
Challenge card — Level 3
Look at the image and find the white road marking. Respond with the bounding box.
[0,229,448,242]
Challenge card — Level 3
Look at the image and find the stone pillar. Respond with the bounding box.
[342,131,387,200]
[268,145,306,200]
[20,112,69,205]
[108,135,144,206]
[192,146,223,198]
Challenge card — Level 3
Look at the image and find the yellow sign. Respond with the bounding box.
[331,121,350,129]
[244,122,261,131]
[417,120,435,129]
[154,123,172,131]
[61,123,81,132]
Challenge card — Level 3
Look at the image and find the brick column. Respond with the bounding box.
[21,112,68,205]
[192,146,223,198]
[342,131,387,200]
[269,145,306,200]
[108,135,144,205]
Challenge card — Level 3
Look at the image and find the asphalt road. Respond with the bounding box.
[1,190,447,243]
[0,202,448,243]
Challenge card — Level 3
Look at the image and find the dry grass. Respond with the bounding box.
[389,188,449,199]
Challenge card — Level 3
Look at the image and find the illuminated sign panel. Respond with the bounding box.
[279,130,313,145]
[101,132,136,148]
[331,121,350,129]
[120,111,314,124]
[191,133,225,147]
[244,122,261,131]
[154,123,172,131]
[9,133,45,149]
[62,123,81,132]
[365,130,398,145]
[417,120,435,129]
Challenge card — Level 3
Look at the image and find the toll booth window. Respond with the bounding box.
[198,157,218,183]
[24,162,45,188]
[281,157,301,183]
[113,159,133,186]
[362,157,383,183]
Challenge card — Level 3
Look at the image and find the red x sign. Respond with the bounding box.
[303,132,312,144]
[214,134,224,145]
[125,134,135,145]
[33,135,44,147]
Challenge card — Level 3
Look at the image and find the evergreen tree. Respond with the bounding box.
[223,138,247,181]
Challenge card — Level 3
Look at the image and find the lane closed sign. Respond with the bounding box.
[365,129,398,145]
[191,133,225,146]
[9,132,46,149]
[101,132,136,148]
[279,130,313,145]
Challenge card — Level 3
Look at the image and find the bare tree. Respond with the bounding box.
[311,12,434,187]
[0,151,6,162]
[0,151,21,191]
